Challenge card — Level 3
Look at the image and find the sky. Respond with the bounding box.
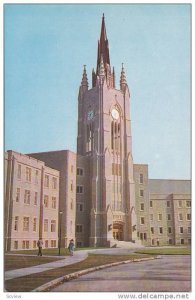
[4,4,191,179]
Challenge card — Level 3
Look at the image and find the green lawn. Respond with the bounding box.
[7,247,107,256]
[5,253,154,292]
[136,247,191,255]
[8,248,70,256]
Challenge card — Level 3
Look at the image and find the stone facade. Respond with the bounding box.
[4,150,59,251]
[4,15,191,250]
[28,150,76,248]
[134,165,191,246]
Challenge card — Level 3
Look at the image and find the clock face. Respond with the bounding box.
[87,110,94,121]
[111,108,119,120]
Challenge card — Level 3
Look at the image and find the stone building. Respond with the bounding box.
[134,164,191,247]
[4,150,59,251]
[28,150,77,248]
[4,15,191,250]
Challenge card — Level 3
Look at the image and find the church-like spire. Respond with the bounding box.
[81,65,88,88]
[96,14,110,74]
[120,63,128,92]
[93,14,115,88]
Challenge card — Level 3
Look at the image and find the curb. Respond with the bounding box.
[32,256,161,292]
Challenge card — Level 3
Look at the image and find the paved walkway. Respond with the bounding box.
[5,248,142,281]
[5,250,88,281]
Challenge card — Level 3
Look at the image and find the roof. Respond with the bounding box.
[149,179,191,194]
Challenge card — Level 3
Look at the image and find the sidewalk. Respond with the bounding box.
[5,247,143,281]
[5,250,88,281]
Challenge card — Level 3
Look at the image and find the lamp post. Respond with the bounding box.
[58,211,63,256]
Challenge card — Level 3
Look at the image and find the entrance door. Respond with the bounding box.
[113,223,123,241]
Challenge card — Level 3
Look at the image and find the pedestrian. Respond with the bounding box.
[37,239,43,256]
[68,239,75,256]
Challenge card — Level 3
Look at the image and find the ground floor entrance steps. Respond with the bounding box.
[110,240,144,249]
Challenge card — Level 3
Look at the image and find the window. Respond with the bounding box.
[34,192,38,205]
[22,241,29,249]
[52,197,57,209]
[167,201,170,207]
[158,214,162,221]
[139,174,143,184]
[169,239,172,245]
[151,227,154,234]
[140,233,143,240]
[44,174,49,187]
[140,203,144,211]
[16,188,20,202]
[151,239,155,245]
[111,120,121,153]
[76,224,83,233]
[33,241,37,249]
[35,170,39,184]
[77,203,83,212]
[87,122,94,152]
[44,195,49,208]
[45,240,49,248]
[179,213,183,221]
[44,219,48,232]
[150,214,153,221]
[14,216,19,231]
[77,185,84,194]
[33,218,37,232]
[180,227,183,234]
[188,227,191,234]
[150,201,153,208]
[167,214,171,221]
[181,239,184,245]
[178,200,182,208]
[51,220,56,232]
[71,181,73,191]
[144,233,147,240]
[168,227,172,234]
[51,240,57,248]
[71,199,73,210]
[23,217,29,231]
[140,217,145,225]
[24,190,30,204]
[139,189,144,197]
[52,177,57,189]
[26,167,31,182]
[187,213,191,221]
[14,241,18,250]
[77,168,84,176]
[159,227,163,234]
[186,200,191,208]
[17,164,22,179]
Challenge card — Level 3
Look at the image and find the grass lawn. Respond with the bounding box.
[4,253,153,292]
[5,255,64,271]
[8,248,70,256]
[136,247,191,255]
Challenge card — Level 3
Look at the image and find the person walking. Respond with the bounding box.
[37,239,43,256]
[68,239,75,256]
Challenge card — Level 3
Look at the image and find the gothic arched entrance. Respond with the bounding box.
[113,222,124,241]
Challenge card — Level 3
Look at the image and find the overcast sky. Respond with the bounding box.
[4,4,191,179]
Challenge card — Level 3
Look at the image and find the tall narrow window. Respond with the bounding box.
[139,174,144,184]
[16,188,20,202]
[87,122,94,152]
[26,167,31,182]
[14,216,19,231]
[17,164,21,179]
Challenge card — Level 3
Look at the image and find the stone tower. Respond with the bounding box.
[77,14,137,247]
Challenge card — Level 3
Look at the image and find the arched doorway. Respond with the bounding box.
[113,222,124,241]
